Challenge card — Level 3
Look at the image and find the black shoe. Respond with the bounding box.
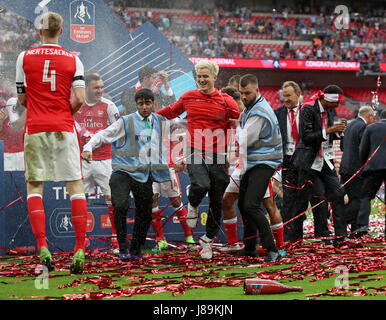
[234,248,259,257]
[352,227,368,238]
[264,251,282,262]
[348,231,367,239]
[322,239,334,246]
[352,225,368,233]
[130,252,148,259]
[119,253,131,262]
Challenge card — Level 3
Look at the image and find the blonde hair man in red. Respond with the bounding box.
[157,60,240,259]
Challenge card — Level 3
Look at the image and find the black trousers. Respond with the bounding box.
[281,156,298,225]
[282,157,330,241]
[293,162,347,238]
[109,171,153,255]
[238,164,277,252]
[341,174,369,230]
[186,154,230,240]
[281,158,304,241]
[358,169,386,230]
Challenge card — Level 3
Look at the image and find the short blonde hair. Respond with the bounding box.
[40,12,63,37]
[195,60,219,77]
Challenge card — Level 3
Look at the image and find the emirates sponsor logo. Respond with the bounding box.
[79,119,104,128]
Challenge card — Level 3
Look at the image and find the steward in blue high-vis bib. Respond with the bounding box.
[237,74,283,262]
[81,88,171,260]
[111,112,170,183]
[240,95,283,171]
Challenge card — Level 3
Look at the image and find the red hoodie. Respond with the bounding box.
[157,89,240,154]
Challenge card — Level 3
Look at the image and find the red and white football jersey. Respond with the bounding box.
[15,44,85,134]
[74,97,120,160]
[0,98,24,153]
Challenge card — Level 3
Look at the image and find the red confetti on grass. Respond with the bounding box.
[306,284,386,299]
[1,233,384,300]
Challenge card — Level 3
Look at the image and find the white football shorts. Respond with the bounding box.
[4,151,25,171]
[24,129,82,182]
[225,167,273,198]
[82,158,112,196]
[153,166,181,198]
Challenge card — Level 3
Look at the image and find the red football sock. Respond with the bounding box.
[106,201,116,236]
[27,194,47,252]
[271,222,284,249]
[151,207,165,241]
[71,194,88,253]
[175,204,192,238]
[257,246,267,256]
[224,218,238,245]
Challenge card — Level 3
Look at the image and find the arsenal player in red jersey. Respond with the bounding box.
[74,73,120,253]
[15,12,87,274]
[0,97,26,171]
[157,60,240,259]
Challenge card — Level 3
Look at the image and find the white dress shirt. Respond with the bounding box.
[83,112,154,153]
[310,101,332,171]
[285,104,300,156]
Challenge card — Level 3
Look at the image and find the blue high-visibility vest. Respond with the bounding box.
[111,112,170,183]
[240,96,283,171]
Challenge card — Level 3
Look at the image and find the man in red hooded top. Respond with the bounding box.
[157,60,240,259]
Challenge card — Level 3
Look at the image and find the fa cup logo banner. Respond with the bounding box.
[70,0,95,43]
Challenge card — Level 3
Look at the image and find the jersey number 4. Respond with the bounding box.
[42,60,57,92]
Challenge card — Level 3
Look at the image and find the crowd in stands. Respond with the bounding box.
[0,80,13,108]
[0,9,40,55]
[0,7,40,87]
[0,3,384,122]
[109,1,385,62]
[0,2,384,109]
[0,3,384,64]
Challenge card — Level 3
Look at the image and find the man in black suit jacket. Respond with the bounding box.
[291,85,354,245]
[358,110,386,235]
[340,106,376,232]
[274,81,330,243]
